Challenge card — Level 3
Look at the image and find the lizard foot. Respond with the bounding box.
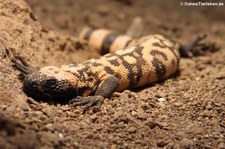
[6,48,34,80]
[69,96,105,113]
[180,34,218,57]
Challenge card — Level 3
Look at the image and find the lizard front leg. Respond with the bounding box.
[69,76,120,113]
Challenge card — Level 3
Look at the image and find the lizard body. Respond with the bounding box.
[11,28,206,111]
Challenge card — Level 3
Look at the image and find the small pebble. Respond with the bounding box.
[136,109,148,120]
[145,118,160,129]
[127,126,137,133]
[58,133,64,138]
[179,138,194,148]
[157,140,168,147]
[218,143,225,149]
[157,98,166,102]
[200,110,213,117]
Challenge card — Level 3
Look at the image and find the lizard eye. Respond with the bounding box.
[46,78,57,86]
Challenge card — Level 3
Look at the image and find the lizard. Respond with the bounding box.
[10,28,209,112]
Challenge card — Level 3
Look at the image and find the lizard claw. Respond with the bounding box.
[7,48,35,80]
[69,96,105,113]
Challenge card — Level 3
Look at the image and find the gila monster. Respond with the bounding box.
[11,28,207,112]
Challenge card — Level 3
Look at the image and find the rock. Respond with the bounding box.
[148,101,157,108]
[141,102,150,110]
[38,131,61,146]
[116,121,125,129]
[214,71,225,80]
[111,111,130,124]
[66,111,75,117]
[218,143,225,149]
[58,132,64,138]
[205,103,213,110]
[209,118,219,126]
[78,121,89,129]
[157,98,166,102]
[136,109,148,120]
[97,5,109,16]
[172,143,181,149]
[127,126,137,133]
[32,111,47,121]
[42,123,54,132]
[174,102,183,107]
[111,144,117,149]
[191,126,205,135]
[89,114,98,123]
[179,138,195,148]
[157,140,168,147]
[157,98,167,107]
[145,118,161,129]
[200,110,213,117]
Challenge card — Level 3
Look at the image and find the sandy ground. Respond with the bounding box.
[0,0,224,148]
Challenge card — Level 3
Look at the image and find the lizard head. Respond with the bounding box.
[12,57,77,102]
[23,66,77,101]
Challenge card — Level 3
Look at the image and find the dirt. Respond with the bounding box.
[0,0,224,148]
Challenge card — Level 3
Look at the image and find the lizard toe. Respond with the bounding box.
[69,96,105,113]
[83,96,105,113]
